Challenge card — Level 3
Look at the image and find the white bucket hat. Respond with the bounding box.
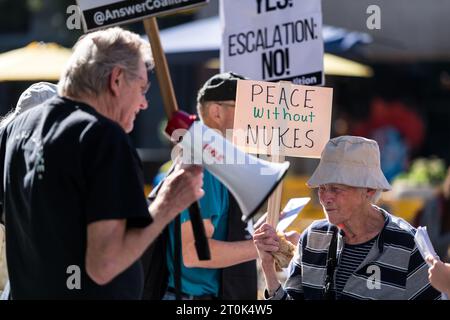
[15,82,57,114]
[1,82,57,130]
[307,136,392,191]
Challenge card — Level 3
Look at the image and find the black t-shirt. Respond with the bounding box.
[0,96,152,299]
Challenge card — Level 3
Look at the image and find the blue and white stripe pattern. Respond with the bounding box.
[335,238,375,298]
[266,207,441,300]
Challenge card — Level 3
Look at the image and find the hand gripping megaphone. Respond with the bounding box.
[165,111,290,222]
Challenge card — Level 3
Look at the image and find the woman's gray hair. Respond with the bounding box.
[370,189,383,204]
[58,27,153,99]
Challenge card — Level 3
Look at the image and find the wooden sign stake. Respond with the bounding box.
[143,17,178,116]
[143,17,211,262]
[266,153,285,228]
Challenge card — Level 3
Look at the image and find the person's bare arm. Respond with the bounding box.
[86,165,204,285]
[253,223,282,295]
[181,219,258,268]
[86,215,166,284]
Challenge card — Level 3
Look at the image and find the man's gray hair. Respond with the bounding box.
[58,27,153,99]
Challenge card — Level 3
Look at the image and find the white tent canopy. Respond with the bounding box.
[153,16,372,54]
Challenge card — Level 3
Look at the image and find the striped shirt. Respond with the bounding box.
[267,206,442,300]
[335,238,376,298]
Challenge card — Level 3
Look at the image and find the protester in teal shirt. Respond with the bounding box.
[166,170,229,297]
[161,72,259,300]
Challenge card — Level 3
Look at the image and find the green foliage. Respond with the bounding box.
[393,157,447,186]
[27,0,43,13]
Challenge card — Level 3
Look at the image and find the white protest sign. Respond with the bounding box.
[248,197,310,234]
[220,0,324,85]
[276,197,310,233]
[232,79,333,158]
[76,0,209,32]
[414,226,439,265]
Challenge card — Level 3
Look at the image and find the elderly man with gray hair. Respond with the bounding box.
[254,136,442,300]
[0,27,204,299]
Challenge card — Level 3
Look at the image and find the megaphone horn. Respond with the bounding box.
[166,111,290,222]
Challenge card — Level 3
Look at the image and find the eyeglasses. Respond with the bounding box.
[125,71,150,95]
[139,79,151,95]
[131,77,150,95]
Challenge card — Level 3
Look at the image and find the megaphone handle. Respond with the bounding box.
[188,201,211,260]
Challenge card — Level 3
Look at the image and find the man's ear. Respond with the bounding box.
[109,66,124,97]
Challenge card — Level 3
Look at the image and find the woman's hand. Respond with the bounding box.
[426,256,450,296]
[253,223,282,295]
[253,223,280,266]
[284,230,300,246]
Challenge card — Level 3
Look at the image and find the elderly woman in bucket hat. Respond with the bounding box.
[254,136,442,300]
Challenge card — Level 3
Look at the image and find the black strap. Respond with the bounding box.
[141,227,169,300]
[148,162,209,299]
[220,191,257,300]
[323,226,338,300]
[174,215,182,300]
[188,202,211,260]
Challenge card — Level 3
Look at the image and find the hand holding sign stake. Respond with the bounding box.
[265,81,290,228]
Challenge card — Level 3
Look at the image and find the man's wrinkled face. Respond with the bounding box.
[216,101,236,136]
[117,60,149,133]
[199,100,236,137]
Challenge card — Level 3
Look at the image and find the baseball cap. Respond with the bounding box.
[197,72,246,103]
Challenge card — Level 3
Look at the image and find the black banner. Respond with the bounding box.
[279,71,323,86]
[78,0,208,31]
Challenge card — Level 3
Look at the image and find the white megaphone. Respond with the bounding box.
[165,111,290,222]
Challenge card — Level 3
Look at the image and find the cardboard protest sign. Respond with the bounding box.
[232,79,333,158]
[76,0,208,32]
[220,0,324,85]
